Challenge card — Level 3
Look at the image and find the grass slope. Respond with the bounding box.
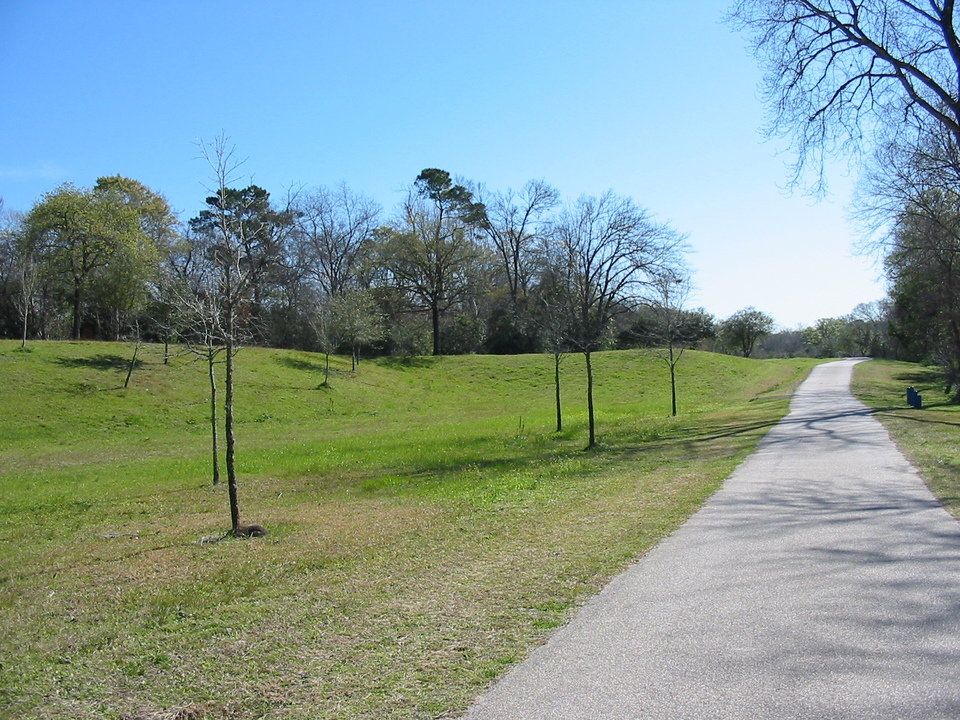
[0,341,818,720]
[852,359,960,517]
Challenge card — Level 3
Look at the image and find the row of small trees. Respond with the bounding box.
[0,140,714,534]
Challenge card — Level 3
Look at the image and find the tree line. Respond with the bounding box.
[1,152,726,360]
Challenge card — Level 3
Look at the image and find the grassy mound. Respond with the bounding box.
[0,340,818,720]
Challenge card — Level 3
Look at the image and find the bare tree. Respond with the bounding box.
[167,234,227,486]
[534,255,576,433]
[731,0,960,188]
[4,211,39,349]
[294,184,380,298]
[554,192,684,448]
[477,179,559,312]
[645,270,700,417]
[187,136,285,536]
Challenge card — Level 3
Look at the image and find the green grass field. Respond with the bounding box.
[852,359,960,517]
[0,340,819,720]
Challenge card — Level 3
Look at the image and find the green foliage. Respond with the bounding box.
[883,192,960,387]
[22,180,170,340]
[719,306,774,357]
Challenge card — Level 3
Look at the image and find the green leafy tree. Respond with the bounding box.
[884,192,960,393]
[379,169,487,356]
[23,184,152,340]
[720,307,774,358]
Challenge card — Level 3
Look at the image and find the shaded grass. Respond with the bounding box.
[852,359,960,516]
[0,341,819,720]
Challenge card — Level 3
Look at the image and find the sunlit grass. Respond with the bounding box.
[852,359,960,516]
[0,340,818,720]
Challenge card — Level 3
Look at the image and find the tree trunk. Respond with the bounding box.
[585,350,596,449]
[554,352,563,432]
[431,300,442,356]
[72,284,82,340]
[123,340,140,389]
[208,348,220,486]
[669,344,677,417]
[20,306,27,349]
[225,308,240,534]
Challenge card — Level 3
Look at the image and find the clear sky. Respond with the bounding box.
[0,0,887,329]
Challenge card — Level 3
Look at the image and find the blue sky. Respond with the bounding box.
[0,1,886,328]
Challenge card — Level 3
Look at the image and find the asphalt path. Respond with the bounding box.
[463,359,960,719]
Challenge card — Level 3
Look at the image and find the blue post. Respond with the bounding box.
[906,387,922,409]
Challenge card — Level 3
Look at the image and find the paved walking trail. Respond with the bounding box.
[464,359,960,719]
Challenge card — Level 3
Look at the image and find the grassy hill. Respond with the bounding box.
[0,340,819,720]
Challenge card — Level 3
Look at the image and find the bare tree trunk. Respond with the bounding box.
[554,352,563,432]
[208,348,220,486]
[669,343,677,417]
[123,339,141,389]
[585,350,596,449]
[20,306,27,349]
[225,306,240,535]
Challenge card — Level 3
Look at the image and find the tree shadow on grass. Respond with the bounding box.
[276,355,326,374]
[375,355,440,370]
[54,354,138,371]
[891,367,946,386]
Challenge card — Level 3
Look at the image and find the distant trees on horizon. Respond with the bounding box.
[0,157,919,370]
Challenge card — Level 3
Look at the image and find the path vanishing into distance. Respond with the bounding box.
[463,359,960,720]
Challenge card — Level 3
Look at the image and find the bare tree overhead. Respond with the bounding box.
[731,0,960,187]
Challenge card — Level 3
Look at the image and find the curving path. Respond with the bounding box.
[463,359,960,719]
